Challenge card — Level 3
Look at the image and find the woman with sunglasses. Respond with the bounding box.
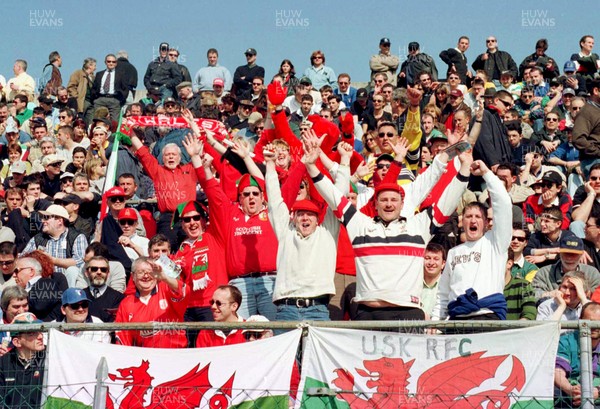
[360,95,393,134]
[303,50,336,92]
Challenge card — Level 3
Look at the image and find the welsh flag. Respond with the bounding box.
[99,113,134,220]
[44,328,301,408]
[297,325,559,409]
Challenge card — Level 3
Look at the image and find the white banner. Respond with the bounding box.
[45,328,301,409]
[297,325,559,409]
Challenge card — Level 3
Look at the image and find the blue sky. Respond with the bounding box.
[1,0,596,89]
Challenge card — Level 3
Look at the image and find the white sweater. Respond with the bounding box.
[431,171,512,320]
[266,166,340,301]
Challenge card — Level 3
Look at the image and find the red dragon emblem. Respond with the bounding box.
[332,351,526,408]
[105,360,235,409]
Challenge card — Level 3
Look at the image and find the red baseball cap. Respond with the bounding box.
[105,186,126,198]
[291,200,320,214]
[374,182,405,198]
[118,208,137,220]
[450,89,463,98]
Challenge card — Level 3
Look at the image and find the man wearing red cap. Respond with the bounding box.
[117,208,149,262]
[130,132,198,249]
[172,200,227,342]
[303,140,472,321]
[183,134,278,320]
[264,143,341,321]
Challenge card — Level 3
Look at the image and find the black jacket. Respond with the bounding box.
[439,48,469,83]
[143,58,183,91]
[0,349,45,409]
[233,64,265,98]
[28,277,63,321]
[84,286,125,323]
[518,52,559,80]
[92,68,129,104]
[472,50,518,80]
[472,107,513,167]
[116,57,138,93]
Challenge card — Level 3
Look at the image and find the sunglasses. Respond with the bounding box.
[68,301,89,310]
[119,219,136,226]
[373,99,384,103]
[106,60,117,64]
[252,82,263,86]
[109,196,125,203]
[164,103,177,108]
[511,236,526,243]
[521,94,533,99]
[40,214,60,221]
[168,53,178,57]
[182,215,202,223]
[545,117,558,122]
[241,191,261,198]
[312,56,323,60]
[49,162,62,168]
[486,39,496,43]
[209,300,231,307]
[377,163,391,169]
[61,178,73,183]
[59,116,67,119]
[0,259,15,266]
[13,266,33,274]
[87,266,108,273]
[590,176,600,181]
[498,99,513,108]
[378,132,395,139]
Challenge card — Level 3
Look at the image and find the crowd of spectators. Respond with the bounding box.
[0,34,600,407]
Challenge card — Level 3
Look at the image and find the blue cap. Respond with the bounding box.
[564,61,576,73]
[61,288,91,306]
[560,235,584,254]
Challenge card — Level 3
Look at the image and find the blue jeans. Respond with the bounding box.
[275,303,330,322]
[229,276,277,320]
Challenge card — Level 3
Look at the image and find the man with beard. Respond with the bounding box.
[82,255,124,323]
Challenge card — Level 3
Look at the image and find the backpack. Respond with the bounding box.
[34,228,82,258]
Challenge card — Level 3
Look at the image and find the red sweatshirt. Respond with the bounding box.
[136,146,198,212]
[115,280,189,348]
[196,167,278,278]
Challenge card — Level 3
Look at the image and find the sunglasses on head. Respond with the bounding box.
[109,196,125,203]
[182,215,202,223]
[119,219,136,226]
[68,301,89,310]
[87,266,108,273]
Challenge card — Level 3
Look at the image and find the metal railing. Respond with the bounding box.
[1,319,598,409]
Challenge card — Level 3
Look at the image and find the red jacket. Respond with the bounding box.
[115,280,188,348]
[196,319,246,348]
[173,233,228,309]
[523,192,572,229]
[136,146,198,212]
[196,168,278,278]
